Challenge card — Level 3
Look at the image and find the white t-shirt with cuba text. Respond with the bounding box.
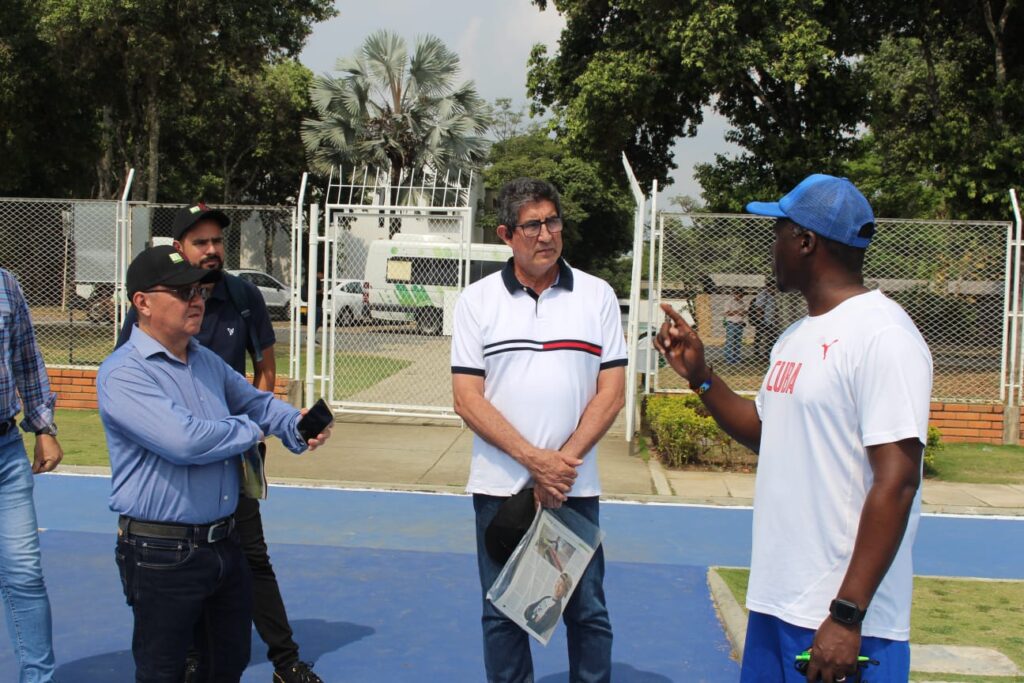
[450,259,628,497]
[749,290,932,640]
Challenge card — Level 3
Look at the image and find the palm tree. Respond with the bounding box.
[302,30,491,209]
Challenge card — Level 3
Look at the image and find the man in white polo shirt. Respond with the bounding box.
[452,177,627,682]
[655,174,932,682]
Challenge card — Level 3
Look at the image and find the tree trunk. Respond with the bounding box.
[144,76,160,202]
[95,106,115,198]
[388,163,403,238]
[981,0,1014,124]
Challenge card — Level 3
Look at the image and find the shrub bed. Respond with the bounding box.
[645,394,744,468]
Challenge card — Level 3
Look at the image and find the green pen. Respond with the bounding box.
[795,651,873,663]
[795,649,879,666]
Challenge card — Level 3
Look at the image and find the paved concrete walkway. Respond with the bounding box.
[264,415,1024,516]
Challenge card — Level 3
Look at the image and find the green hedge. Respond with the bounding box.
[645,394,734,467]
[924,425,942,476]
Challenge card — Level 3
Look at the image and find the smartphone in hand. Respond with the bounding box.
[297,398,334,441]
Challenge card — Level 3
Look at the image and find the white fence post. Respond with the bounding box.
[622,154,646,442]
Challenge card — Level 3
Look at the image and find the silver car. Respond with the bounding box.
[227,269,291,320]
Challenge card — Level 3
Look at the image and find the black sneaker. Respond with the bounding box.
[182,655,200,683]
[273,661,323,683]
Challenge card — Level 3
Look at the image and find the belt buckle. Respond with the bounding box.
[206,521,224,543]
[205,518,232,543]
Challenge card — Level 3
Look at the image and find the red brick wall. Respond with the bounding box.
[929,402,1004,444]
[48,367,290,410]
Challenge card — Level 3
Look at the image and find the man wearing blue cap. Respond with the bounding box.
[655,175,932,682]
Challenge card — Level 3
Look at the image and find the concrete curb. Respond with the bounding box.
[647,457,674,496]
[706,567,748,662]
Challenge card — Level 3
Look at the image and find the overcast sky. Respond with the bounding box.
[300,0,738,202]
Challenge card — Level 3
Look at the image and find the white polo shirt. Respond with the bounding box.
[451,259,628,497]
[749,290,932,640]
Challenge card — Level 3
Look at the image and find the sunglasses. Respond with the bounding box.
[142,284,212,302]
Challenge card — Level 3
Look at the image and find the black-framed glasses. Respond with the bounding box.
[513,216,563,238]
[143,284,212,302]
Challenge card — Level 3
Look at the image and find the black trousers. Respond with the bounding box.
[117,530,251,682]
[234,495,300,669]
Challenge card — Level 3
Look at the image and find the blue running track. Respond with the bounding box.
[0,475,1020,681]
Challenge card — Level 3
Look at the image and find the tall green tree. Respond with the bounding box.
[0,0,96,196]
[36,0,335,200]
[530,0,1022,219]
[847,1,1023,219]
[529,0,886,197]
[162,60,314,205]
[302,30,492,211]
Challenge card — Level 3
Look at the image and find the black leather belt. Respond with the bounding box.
[118,515,235,544]
[0,417,16,436]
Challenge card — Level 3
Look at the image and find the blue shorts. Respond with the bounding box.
[740,611,910,682]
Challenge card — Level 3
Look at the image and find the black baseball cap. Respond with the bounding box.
[485,487,537,564]
[126,245,221,298]
[172,202,230,241]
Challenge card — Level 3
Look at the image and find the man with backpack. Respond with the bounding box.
[117,204,323,683]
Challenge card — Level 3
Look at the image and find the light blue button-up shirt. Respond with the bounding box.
[98,325,305,523]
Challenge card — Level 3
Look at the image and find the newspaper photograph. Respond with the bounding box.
[487,505,604,645]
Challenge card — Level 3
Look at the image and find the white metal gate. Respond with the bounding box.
[297,165,481,419]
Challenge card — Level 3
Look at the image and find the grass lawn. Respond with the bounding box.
[49,409,109,467]
[248,349,411,400]
[929,442,1024,485]
[715,567,1024,682]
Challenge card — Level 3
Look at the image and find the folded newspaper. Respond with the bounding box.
[487,503,604,645]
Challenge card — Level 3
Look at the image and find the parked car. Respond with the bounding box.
[330,279,369,326]
[227,269,291,320]
[299,278,368,327]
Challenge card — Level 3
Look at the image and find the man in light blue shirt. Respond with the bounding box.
[97,245,331,682]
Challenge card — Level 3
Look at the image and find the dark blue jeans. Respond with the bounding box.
[116,528,252,682]
[474,494,612,683]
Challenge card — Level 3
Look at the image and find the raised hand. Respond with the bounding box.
[653,303,710,386]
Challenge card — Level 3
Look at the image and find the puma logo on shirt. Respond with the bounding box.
[822,339,839,360]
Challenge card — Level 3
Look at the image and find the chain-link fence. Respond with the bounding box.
[0,198,121,366]
[1,198,295,368]
[652,213,1010,402]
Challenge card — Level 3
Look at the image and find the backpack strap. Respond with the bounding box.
[222,273,264,364]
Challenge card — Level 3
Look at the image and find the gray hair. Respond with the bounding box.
[497,177,562,229]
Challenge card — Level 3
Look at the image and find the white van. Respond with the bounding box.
[363,236,512,334]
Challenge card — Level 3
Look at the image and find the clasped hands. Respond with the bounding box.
[527,448,582,509]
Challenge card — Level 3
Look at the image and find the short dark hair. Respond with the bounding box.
[789,222,866,275]
[497,178,562,229]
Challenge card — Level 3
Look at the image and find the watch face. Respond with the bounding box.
[831,599,862,623]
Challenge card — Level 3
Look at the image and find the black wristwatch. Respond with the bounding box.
[34,423,58,437]
[829,598,867,626]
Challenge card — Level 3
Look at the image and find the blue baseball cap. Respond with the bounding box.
[745,174,876,248]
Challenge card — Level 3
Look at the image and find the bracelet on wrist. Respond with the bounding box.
[689,365,713,395]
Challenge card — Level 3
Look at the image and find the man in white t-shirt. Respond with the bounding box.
[452,177,627,682]
[655,174,932,683]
